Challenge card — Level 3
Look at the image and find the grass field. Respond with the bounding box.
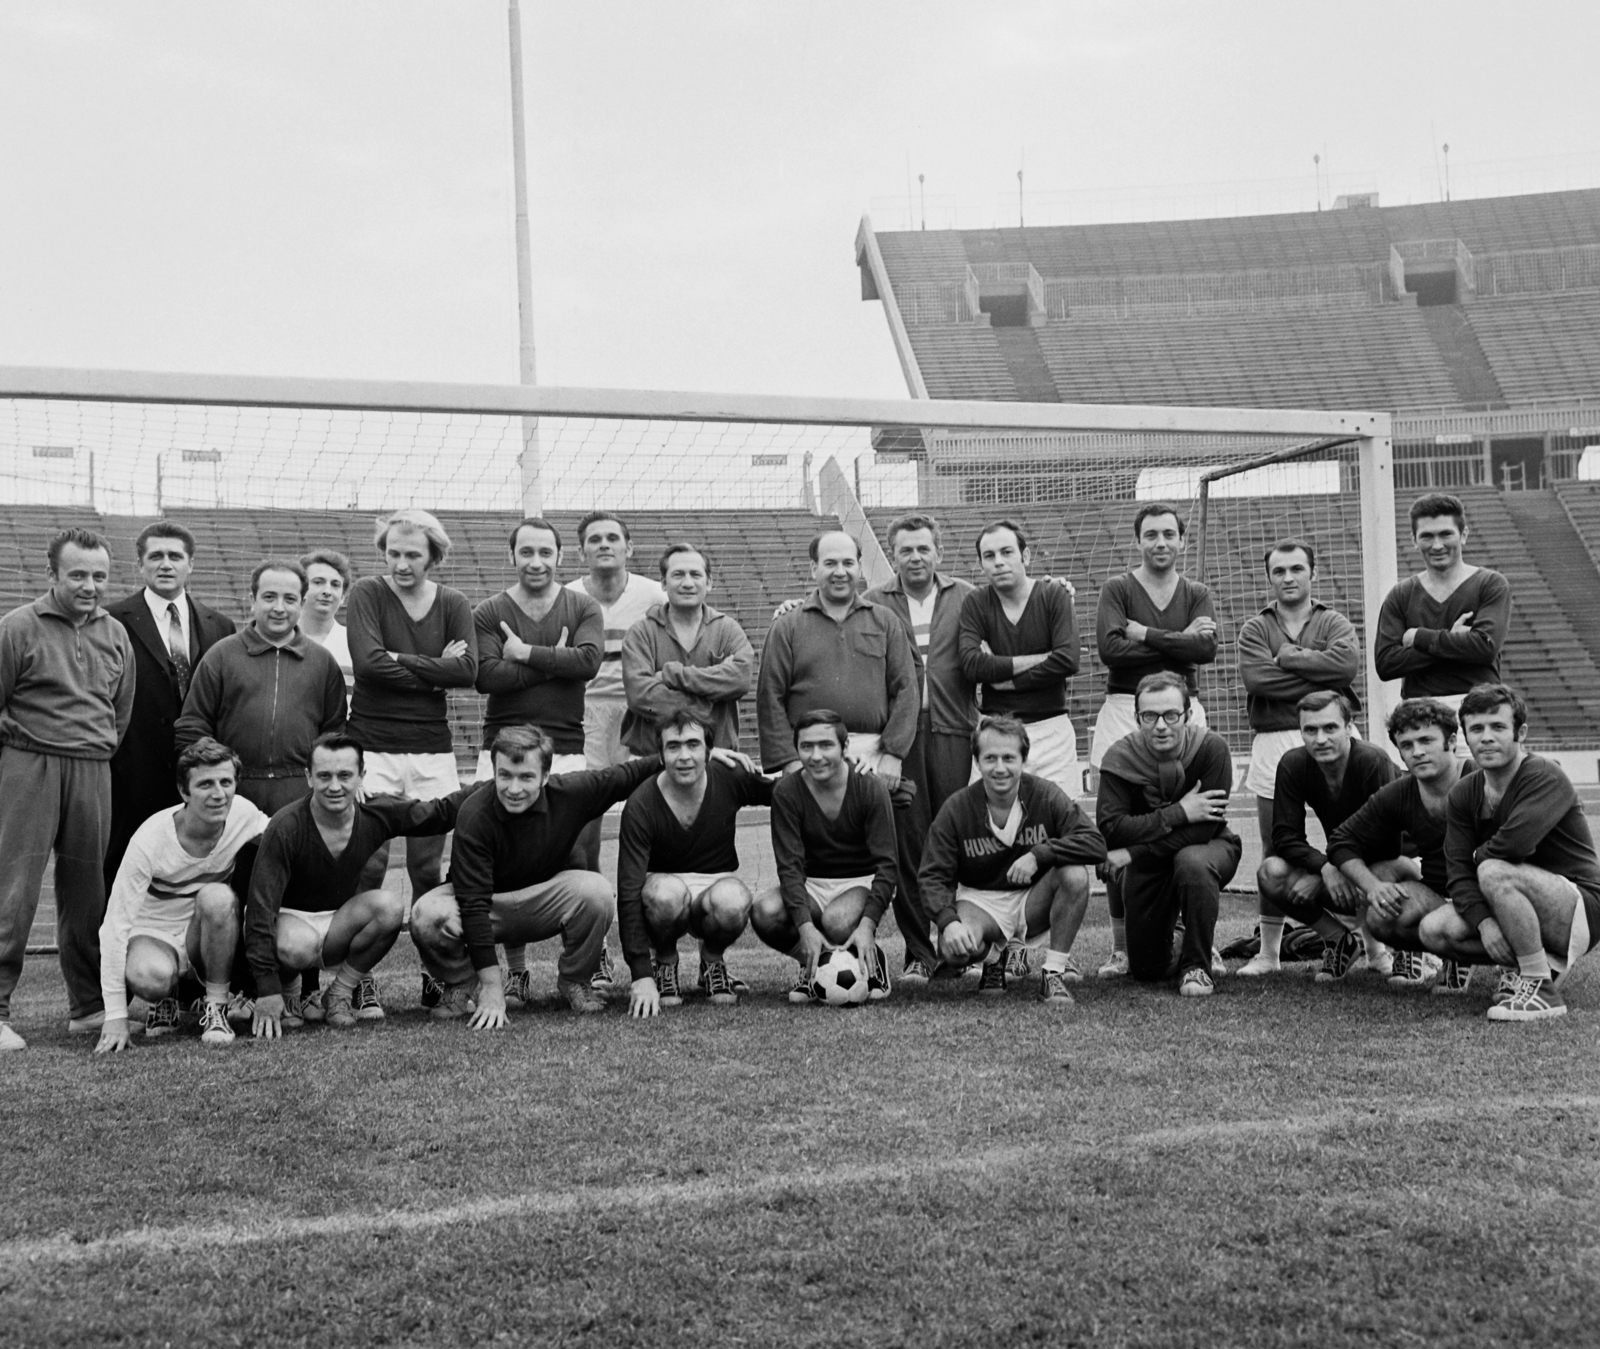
[6,850,1600,1349]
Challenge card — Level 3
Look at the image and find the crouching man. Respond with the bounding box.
[95,738,269,1051]
[246,732,463,1036]
[1095,673,1241,997]
[922,714,1105,1004]
[751,710,898,1003]
[617,711,773,1016]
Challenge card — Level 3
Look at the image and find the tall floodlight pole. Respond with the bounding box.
[509,0,541,512]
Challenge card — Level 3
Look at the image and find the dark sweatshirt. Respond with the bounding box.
[1096,573,1217,696]
[473,588,603,755]
[956,583,1080,722]
[0,592,135,759]
[1236,602,1361,733]
[1373,570,1511,697]
[770,768,898,927]
[1270,740,1401,874]
[919,774,1107,930]
[347,577,478,754]
[1327,771,1466,896]
[1096,730,1235,862]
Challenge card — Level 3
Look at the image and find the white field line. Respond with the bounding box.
[7,1095,1598,1267]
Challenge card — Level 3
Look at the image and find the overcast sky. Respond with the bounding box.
[2,0,1597,404]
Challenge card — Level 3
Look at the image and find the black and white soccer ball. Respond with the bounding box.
[811,948,869,1007]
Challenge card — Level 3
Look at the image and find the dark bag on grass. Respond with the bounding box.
[1219,922,1326,962]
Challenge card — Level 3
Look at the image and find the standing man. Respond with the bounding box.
[1096,673,1240,998]
[1236,540,1361,852]
[474,517,603,1002]
[621,542,754,760]
[1375,493,1511,739]
[0,529,136,1050]
[1235,691,1401,981]
[347,509,477,900]
[1090,504,1218,977]
[175,558,348,816]
[1443,684,1600,1022]
[105,520,234,890]
[756,530,927,980]
[298,549,355,699]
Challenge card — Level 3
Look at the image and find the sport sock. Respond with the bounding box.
[1517,952,1553,981]
[1312,915,1348,942]
[1363,930,1387,964]
[331,963,361,998]
[1041,950,1071,974]
[1257,916,1285,962]
[204,980,230,1007]
[281,974,302,1001]
[981,945,1002,966]
[504,945,528,974]
[1111,918,1127,955]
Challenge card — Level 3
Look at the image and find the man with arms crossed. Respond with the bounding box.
[757,530,927,981]
[347,508,477,902]
[105,520,235,889]
[1096,673,1239,997]
[1443,684,1600,1022]
[1090,503,1217,978]
[1327,698,1476,993]
[0,529,135,1051]
[752,710,899,1002]
[474,517,603,1002]
[245,732,462,1036]
[94,738,268,1051]
[617,711,773,1015]
[922,715,1105,1003]
[1375,493,1511,744]
[1235,691,1400,981]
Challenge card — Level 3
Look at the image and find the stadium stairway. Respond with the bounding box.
[1500,491,1600,672]
[1420,305,1508,408]
[993,328,1061,402]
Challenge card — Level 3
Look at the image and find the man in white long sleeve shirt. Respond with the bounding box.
[94,738,268,1051]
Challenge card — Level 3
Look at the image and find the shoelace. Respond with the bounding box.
[704,964,732,996]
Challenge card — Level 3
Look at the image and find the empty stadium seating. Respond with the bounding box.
[1464,293,1600,405]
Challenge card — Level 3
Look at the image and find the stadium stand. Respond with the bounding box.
[1465,293,1600,405]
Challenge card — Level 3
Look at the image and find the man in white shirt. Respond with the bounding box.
[299,548,354,699]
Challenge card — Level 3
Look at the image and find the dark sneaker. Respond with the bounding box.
[655,960,684,1007]
[1490,966,1520,1006]
[1314,930,1362,983]
[788,967,814,1004]
[322,986,358,1030]
[225,992,255,1026]
[559,976,608,1015]
[1432,960,1472,995]
[699,960,738,1006]
[591,946,616,991]
[1039,969,1075,1005]
[1179,968,1215,998]
[354,975,385,1021]
[1057,953,1083,983]
[978,960,1007,996]
[430,983,477,1021]
[503,968,533,1007]
[900,958,934,987]
[1486,975,1566,1022]
[143,997,182,1038]
[198,999,235,1045]
[1003,942,1030,981]
[1388,949,1426,986]
[867,944,892,1002]
[420,971,444,1010]
[280,993,306,1030]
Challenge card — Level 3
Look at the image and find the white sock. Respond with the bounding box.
[281,974,301,1001]
[204,981,230,1006]
[1363,930,1387,962]
[504,944,528,974]
[1042,950,1070,974]
[1257,917,1285,962]
[1518,952,1553,981]
[331,963,361,997]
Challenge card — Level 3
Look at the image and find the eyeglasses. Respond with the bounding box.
[1137,709,1188,727]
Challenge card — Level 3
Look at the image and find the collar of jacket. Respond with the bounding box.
[644,601,727,629]
[801,590,875,617]
[239,625,309,658]
[1256,598,1330,622]
[879,572,958,598]
[33,590,108,626]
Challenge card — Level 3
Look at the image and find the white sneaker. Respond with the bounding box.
[1097,950,1129,979]
[1234,953,1281,977]
[1210,946,1227,980]
[198,1000,235,1046]
[0,1023,26,1051]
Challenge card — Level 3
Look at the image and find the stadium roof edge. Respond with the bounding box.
[0,365,1388,440]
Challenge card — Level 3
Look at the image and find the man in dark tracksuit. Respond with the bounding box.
[0,529,136,1049]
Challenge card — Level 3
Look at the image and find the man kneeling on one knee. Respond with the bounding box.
[96,738,269,1051]
[617,711,773,1016]
[1095,673,1241,997]
[920,714,1104,1004]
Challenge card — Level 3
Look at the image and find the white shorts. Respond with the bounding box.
[805,875,875,911]
[363,751,460,800]
[661,871,742,898]
[279,906,336,966]
[955,883,1037,946]
[1023,712,1080,799]
[1089,693,1208,768]
[127,903,195,977]
[583,697,633,770]
[1547,874,1591,975]
[1246,729,1304,799]
[475,749,587,783]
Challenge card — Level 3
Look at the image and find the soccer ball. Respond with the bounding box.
[811,948,869,1007]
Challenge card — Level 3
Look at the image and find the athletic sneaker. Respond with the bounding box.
[1057,954,1083,984]
[420,970,444,1009]
[1039,969,1075,1005]
[429,983,477,1021]
[143,997,182,1038]
[699,960,738,1006]
[1490,967,1521,1007]
[0,1023,25,1052]
[592,946,616,991]
[1432,960,1472,995]
[1179,968,1215,998]
[1314,930,1362,983]
[67,1011,105,1035]
[1234,953,1280,978]
[977,960,1007,996]
[503,968,534,1007]
[1210,947,1227,980]
[280,993,306,1030]
[867,945,892,1002]
[1003,942,1030,981]
[788,967,814,1004]
[300,989,326,1024]
[354,975,385,1021]
[655,960,684,1007]
[900,958,934,987]
[1387,949,1428,987]
[1486,975,1566,1022]
[559,976,608,1015]
[1097,950,1129,979]
[197,999,235,1045]
[322,985,358,1030]
[225,992,255,1026]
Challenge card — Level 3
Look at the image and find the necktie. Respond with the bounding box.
[166,602,191,699]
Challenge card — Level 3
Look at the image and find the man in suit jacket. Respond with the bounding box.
[104,521,236,890]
